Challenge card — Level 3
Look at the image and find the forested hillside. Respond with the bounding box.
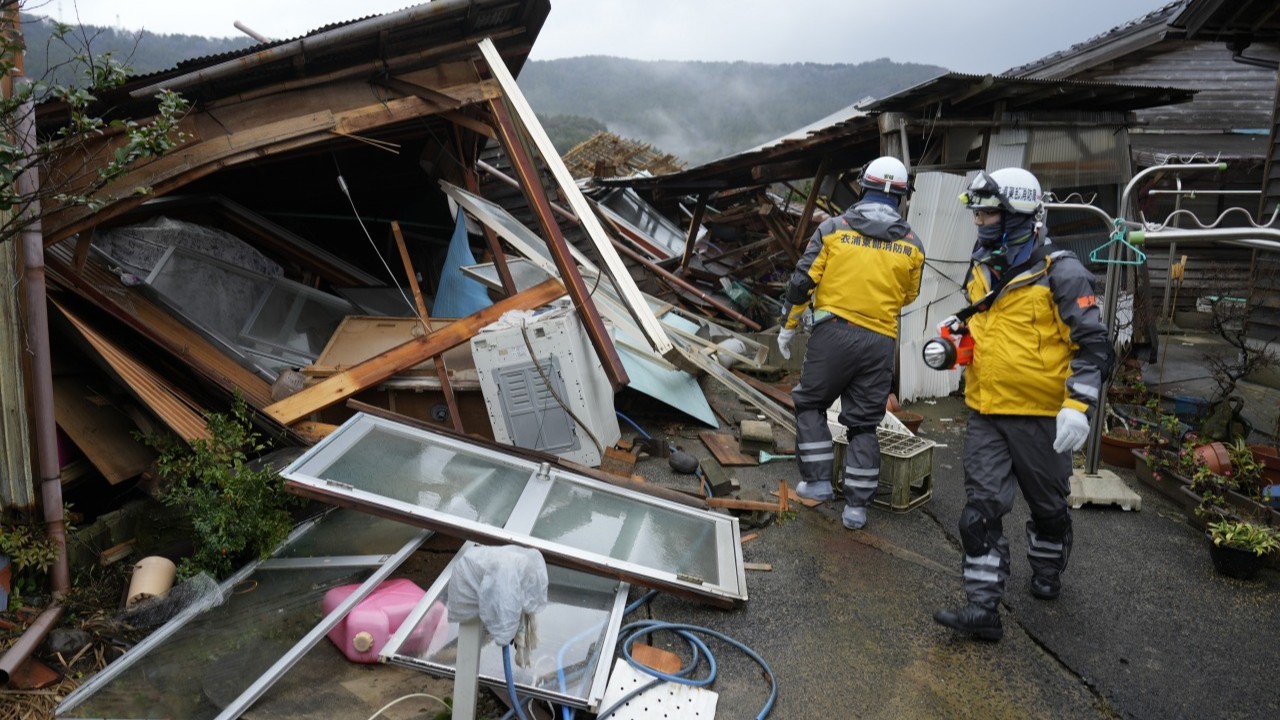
[523,57,946,164]
[19,14,253,87]
[17,14,946,167]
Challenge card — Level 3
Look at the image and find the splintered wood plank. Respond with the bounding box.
[53,376,155,485]
[732,370,795,411]
[773,484,822,508]
[45,243,274,409]
[52,298,211,443]
[699,431,758,466]
[265,279,566,425]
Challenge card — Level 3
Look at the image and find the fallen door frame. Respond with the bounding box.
[281,412,748,607]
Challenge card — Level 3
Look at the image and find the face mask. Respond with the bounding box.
[977,213,1035,250]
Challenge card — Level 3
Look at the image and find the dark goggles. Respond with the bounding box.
[958,171,1008,211]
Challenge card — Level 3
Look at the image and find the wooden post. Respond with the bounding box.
[487,97,628,390]
[390,220,463,433]
[454,128,518,296]
[677,193,708,274]
[792,156,831,256]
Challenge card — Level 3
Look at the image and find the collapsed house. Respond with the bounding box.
[4,0,1280,716]
[1,0,785,713]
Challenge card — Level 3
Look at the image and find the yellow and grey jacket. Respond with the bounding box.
[963,241,1111,418]
[782,200,925,338]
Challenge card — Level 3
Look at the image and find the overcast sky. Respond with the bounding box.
[30,0,1174,74]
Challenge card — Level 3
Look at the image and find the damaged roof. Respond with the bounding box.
[608,72,1195,195]
[37,0,551,127]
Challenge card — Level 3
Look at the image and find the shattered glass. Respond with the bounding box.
[385,545,626,710]
[56,510,425,720]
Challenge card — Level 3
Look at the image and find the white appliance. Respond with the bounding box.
[471,299,620,466]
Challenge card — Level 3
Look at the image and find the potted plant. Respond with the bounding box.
[1205,519,1279,580]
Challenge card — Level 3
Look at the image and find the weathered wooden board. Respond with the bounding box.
[699,431,758,466]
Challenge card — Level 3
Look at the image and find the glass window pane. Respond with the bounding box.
[284,414,746,605]
[313,424,533,526]
[58,510,423,720]
[63,565,369,720]
[530,477,722,587]
[241,282,350,360]
[147,249,268,340]
[387,556,623,709]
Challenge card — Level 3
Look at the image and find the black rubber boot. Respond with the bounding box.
[933,604,1003,641]
[1030,572,1061,600]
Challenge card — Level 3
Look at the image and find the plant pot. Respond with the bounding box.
[1206,534,1269,580]
[1100,429,1149,469]
[1193,442,1232,476]
[1248,444,1280,486]
[892,410,924,434]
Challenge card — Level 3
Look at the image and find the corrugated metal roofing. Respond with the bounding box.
[1005,2,1184,77]
[608,73,1194,195]
[860,72,1194,113]
[40,0,550,127]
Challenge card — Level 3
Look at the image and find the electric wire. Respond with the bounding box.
[364,692,448,720]
[332,158,430,330]
[518,322,605,461]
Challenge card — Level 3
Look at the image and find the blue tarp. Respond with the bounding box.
[431,208,493,318]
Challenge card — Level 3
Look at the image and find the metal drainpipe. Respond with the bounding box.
[0,76,69,684]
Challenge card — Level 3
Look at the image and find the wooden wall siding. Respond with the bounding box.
[1052,41,1280,132]
[0,237,34,511]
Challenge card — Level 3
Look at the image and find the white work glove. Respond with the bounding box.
[777,328,796,360]
[1053,407,1090,454]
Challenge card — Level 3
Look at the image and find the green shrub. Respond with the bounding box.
[1,516,59,609]
[143,395,300,580]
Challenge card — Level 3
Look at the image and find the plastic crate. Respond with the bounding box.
[833,428,934,512]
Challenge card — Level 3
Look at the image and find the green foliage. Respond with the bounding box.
[17,12,254,85]
[0,515,59,608]
[2,9,192,244]
[1226,438,1265,497]
[1207,519,1280,556]
[143,395,300,580]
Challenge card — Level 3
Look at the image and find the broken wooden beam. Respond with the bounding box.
[264,278,565,425]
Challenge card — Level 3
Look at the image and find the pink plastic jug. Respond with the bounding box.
[323,578,446,664]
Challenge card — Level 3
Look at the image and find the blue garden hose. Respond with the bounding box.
[503,644,531,720]
[595,619,778,719]
[615,411,652,440]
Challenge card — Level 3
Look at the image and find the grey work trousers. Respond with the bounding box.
[790,319,895,508]
[960,411,1073,610]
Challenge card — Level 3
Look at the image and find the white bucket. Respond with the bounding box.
[126,556,177,607]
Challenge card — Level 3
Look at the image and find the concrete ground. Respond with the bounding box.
[225,327,1280,719]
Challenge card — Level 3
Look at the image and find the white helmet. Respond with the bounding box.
[961,167,1042,215]
[858,156,911,196]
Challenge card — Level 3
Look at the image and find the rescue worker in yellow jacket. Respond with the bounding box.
[933,168,1112,641]
[777,156,925,530]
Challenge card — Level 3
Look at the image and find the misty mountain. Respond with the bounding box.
[522,57,946,165]
[18,14,255,88]
[17,14,947,167]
